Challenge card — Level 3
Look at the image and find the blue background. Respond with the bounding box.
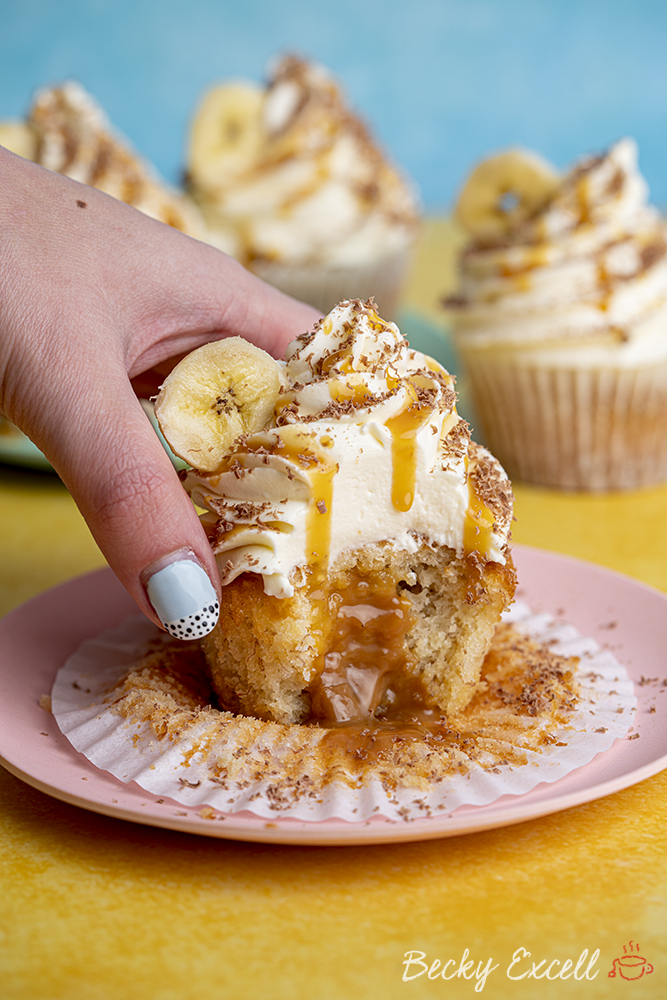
[2,0,667,211]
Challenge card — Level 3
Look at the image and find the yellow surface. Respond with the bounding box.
[2,221,667,999]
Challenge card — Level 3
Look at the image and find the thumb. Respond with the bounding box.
[47,372,221,639]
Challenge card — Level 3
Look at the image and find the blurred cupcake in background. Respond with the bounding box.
[0,83,206,470]
[447,139,667,491]
[187,55,420,317]
[0,81,206,238]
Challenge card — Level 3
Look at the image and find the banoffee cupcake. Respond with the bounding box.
[1,81,206,237]
[155,299,515,725]
[448,139,667,491]
[186,56,420,318]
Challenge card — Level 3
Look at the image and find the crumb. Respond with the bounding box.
[627,733,640,740]
[198,807,217,820]
[39,694,52,713]
[76,199,87,208]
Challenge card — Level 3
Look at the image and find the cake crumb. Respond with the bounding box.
[39,694,52,713]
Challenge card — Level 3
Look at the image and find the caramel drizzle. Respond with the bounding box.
[385,385,433,512]
[463,457,496,557]
[269,429,338,582]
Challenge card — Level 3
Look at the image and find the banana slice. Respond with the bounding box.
[0,121,37,160]
[455,149,560,241]
[188,82,264,191]
[154,338,282,473]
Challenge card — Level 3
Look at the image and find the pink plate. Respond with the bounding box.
[1,545,666,845]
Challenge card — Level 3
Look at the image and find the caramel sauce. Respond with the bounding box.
[268,427,337,582]
[321,349,354,375]
[308,572,419,723]
[499,244,550,278]
[575,176,592,226]
[463,458,496,558]
[329,378,373,406]
[318,707,471,762]
[596,258,612,312]
[385,385,433,512]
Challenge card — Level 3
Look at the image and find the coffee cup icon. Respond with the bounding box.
[608,954,654,980]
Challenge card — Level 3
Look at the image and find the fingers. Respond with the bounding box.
[121,239,322,379]
[0,152,321,636]
[44,370,221,635]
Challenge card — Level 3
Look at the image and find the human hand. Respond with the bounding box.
[0,146,320,636]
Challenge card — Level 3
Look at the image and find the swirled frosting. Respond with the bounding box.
[191,56,419,267]
[450,139,667,366]
[185,300,513,599]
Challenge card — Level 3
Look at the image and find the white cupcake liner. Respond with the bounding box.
[460,352,667,490]
[51,603,635,823]
[249,245,413,320]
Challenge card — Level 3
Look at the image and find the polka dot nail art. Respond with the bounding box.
[146,558,220,641]
[163,602,220,639]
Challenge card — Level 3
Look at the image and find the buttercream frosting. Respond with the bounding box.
[185,300,513,598]
[191,56,419,267]
[450,139,667,368]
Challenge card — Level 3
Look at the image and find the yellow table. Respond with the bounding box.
[2,223,667,999]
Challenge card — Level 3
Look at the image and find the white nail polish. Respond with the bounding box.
[146,560,219,640]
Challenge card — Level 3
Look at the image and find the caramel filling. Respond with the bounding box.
[307,570,433,725]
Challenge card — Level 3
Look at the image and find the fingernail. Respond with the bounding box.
[145,557,219,640]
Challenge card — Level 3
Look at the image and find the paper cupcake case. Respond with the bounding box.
[460,352,667,491]
[51,602,636,823]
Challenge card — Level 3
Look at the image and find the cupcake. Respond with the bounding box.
[3,81,206,238]
[447,139,667,491]
[155,299,515,725]
[186,56,420,318]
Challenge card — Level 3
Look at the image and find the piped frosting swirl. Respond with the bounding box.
[450,139,667,363]
[185,300,512,598]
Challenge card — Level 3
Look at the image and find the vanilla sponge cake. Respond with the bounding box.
[158,300,515,725]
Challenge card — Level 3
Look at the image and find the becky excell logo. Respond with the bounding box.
[402,941,656,991]
[402,948,601,992]
[608,940,654,981]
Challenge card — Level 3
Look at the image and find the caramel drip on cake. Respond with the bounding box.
[463,456,496,557]
[385,385,433,512]
[305,448,336,581]
[269,428,337,581]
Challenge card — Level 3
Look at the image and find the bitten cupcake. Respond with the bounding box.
[155,300,515,725]
[447,139,667,491]
[186,56,420,318]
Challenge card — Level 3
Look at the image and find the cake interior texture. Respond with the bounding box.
[203,540,515,725]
